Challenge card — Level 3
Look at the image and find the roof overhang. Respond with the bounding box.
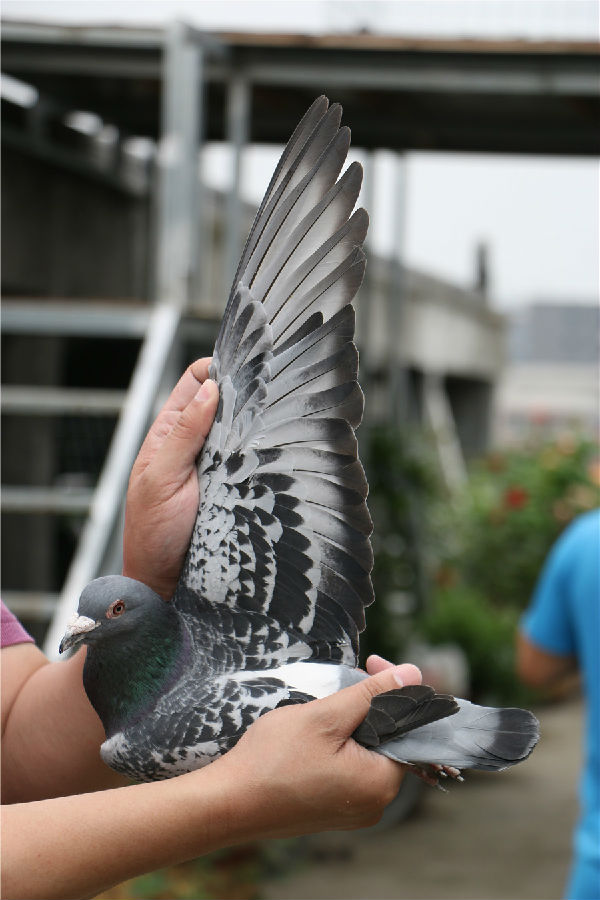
[2,22,599,155]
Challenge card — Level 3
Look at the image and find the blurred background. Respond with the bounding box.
[1,1,599,898]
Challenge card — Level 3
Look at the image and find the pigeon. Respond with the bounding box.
[60,96,539,785]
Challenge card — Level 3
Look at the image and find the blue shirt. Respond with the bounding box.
[521,509,600,900]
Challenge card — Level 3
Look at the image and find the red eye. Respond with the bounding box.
[107,601,126,618]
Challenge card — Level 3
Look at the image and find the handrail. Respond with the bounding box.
[422,372,467,493]
[43,24,202,659]
[43,299,182,659]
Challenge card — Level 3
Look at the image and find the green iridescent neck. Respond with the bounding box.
[83,613,184,736]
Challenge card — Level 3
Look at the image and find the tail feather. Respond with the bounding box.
[470,707,540,763]
[352,685,459,749]
[368,696,540,775]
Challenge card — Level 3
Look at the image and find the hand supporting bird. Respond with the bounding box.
[123,359,219,601]
[121,355,417,690]
[121,357,425,807]
[217,661,424,837]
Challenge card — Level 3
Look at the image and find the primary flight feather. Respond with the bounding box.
[60,97,539,784]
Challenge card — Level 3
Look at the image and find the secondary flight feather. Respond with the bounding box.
[60,97,539,784]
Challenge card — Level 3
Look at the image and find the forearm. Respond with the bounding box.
[516,632,577,692]
[2,650,126,802]
[2,664,416,898]
[2,764,247,900]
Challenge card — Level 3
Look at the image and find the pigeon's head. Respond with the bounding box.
[59,575,165,654]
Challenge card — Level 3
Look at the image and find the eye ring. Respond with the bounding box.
[107,600,126,619]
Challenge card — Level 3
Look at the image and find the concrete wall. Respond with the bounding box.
[355,255,505,458]
[495,362,599,444]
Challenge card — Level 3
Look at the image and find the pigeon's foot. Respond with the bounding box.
[436,763,464,782]
[411,762,464,789]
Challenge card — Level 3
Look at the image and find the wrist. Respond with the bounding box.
[185,756,267,849]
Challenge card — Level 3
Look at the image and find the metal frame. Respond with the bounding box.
[3,24,598,155]
[153,23,205,305]
[224,73,251,290]
[1,21,595,643]
[1,385,126,415]
[423,372,467,491]
[42,24,207,657]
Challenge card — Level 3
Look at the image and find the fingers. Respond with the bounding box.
[163,359,213,417]
[366,656,422,686]
[365,654,393,675]
[136,359,214,462]
[153,379,219,482]
[315,666,415,739]
[189,358,212,384]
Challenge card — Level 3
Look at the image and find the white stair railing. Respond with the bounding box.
[43,23,207,658]
[43,299,182,659]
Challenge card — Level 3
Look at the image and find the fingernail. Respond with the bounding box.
[197,380,216,400]
[393,666,404,687]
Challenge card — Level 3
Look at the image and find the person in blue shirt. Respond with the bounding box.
[518,509,600,900]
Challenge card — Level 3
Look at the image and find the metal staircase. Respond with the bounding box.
[1,24,220,658]
[1,302,148,624]
[1,300,183,653]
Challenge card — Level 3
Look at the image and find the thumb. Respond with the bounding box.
[315,664,422,739]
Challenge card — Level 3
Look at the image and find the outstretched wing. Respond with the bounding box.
[176,96,373,662]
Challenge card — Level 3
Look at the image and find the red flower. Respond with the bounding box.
[486,452,506,473]
[504,485,529,510]
[435,564,458,588]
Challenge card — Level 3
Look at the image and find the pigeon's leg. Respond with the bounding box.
[409,762,464,789]
[429,763,464,781]
[411,764,442,788]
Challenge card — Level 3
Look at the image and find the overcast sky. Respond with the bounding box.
[3,0,599,308]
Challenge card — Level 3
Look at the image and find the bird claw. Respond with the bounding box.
[412,763,464,787]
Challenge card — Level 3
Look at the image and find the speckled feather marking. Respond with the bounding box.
[99,600,317,780]
[102,674,311,782]
[179,95,373,665]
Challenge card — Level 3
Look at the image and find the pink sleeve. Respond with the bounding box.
[1,600,35,647]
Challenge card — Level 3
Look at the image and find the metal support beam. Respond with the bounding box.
[423,372,467,492]
[388,152,408,422]
[223,59,600,96]
[153,22,204,307]
[1,385,125,415]
[1,486,93,514]
[224,73,251,293]
[2,592,60,622]
[356,149,374,417]
[1,300,151,337]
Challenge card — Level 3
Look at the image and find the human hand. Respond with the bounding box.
[365,654,463,786]
[365,653,405,676]
[122,359,219,600]
[216,663,423,838]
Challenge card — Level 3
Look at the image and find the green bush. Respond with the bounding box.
[419,435,599,702]
[363,426,599,703]
[418,585,534,705]
[448,436,600,610]
[361,425,440,664]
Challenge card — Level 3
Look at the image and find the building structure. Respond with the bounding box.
[1,22,598,650]
[495,302,599,443]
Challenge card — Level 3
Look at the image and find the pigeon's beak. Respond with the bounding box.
[59,614,99,654]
